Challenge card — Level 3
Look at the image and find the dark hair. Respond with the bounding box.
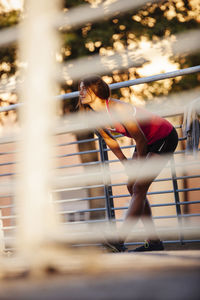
[77,75,110,111]
[80,75,110,100]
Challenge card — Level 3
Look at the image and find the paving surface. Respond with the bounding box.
[0,250,200,300]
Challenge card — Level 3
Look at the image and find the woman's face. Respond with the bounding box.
[79,82,94,105]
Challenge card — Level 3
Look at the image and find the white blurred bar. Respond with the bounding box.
[0,209,5,253]
[16,0,61,256]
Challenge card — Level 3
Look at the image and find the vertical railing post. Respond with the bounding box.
[170,156,184,244]
[96,133,115,220]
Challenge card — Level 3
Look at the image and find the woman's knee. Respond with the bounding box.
[132,182,149,196]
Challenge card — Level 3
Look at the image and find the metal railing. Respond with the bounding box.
[0,66,200,250]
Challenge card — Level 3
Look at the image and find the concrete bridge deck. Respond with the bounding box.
[0,250,200,300]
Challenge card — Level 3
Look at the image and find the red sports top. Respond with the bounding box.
[105,99,173,145]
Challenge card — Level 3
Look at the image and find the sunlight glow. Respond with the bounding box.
[0,0,23,12]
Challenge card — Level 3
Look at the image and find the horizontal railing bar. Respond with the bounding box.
[179,213,200,218]
[0,172,15,177]
[52,183,105,193]
[149,187,200,194]
[116,213,200,221]
[106,150,188,159]
[110,180,168,188]
[0,215,16,220]
[126,239,200,247]
[106,157,172,166]
[104,141,183,153]
[3,237,200,246]
[1,200,199,221]
[153,213,200,219]
[2,226,16,230]
[55,195,106,203]
[110,174,200,187]
[1,66,200,113]
[175,187,200,193]
[157,174,200,181]
[111,190,175,198]
[62,218,107,225]
[60,209,200,217]
[175,175,200,181]
[57,148,100,158]
[0,151,18,155]
[103,145,135,153]
[0,136,19,144]
[0,204,15,209]
[112,200,200,211]
[151,200,200,207]
[111,186,200,198]
[57,137,99,147]
[56,65,200,100]
[0,194,13,198]
[57,160,101,169]
[108,65,200,91]
[176,239,200,243]
[2,225,17,231]
[0,162,16,167]
[114,215,177,221]
[0,103,23,113]
[59,207,106,215]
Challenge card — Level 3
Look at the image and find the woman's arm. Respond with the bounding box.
[116,101,148,158]
[98,128,128,163]
[124,120,148,157]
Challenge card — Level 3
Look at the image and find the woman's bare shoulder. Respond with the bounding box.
[109,98,134,111]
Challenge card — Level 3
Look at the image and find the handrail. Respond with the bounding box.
[0,65,200,113]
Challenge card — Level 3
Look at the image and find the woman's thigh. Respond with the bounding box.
[129,152,170,195]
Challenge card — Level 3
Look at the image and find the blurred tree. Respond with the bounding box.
[61,0,200,104]
[0,10,20,127]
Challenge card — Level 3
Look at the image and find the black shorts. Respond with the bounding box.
[134,127,178,155]
[147,127,178,154]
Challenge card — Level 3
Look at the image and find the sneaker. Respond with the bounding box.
[129,240,164,252]
[102,240,127,253]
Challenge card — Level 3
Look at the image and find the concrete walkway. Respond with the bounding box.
[0,250,200,300]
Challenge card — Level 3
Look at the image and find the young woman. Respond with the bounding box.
[78,75,178,252]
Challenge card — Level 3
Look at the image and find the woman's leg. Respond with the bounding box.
[124,152,169,242]
[125,178,152,223]
[142,198,160,241]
